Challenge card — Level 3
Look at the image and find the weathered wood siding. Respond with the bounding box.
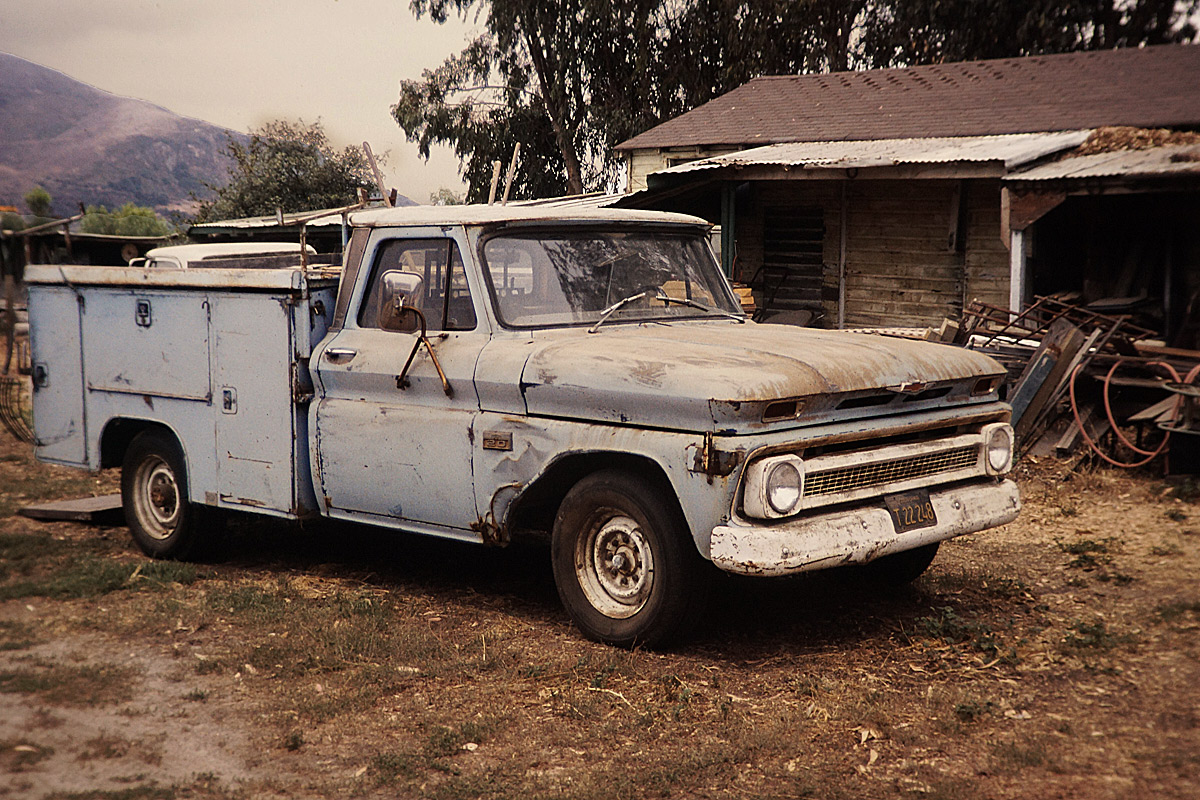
[842,180,964,328]
[963,179,1011,310]
[732,178,1009,328]
[626,147,745,192]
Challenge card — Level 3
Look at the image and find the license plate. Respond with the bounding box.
[884,489,938,533]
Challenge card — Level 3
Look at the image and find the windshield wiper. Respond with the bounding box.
[588,289,746,333]
[654,291,746,323]
[588,289,658,333]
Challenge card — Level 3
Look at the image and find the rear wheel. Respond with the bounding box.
[122,430,217,560]
[551,470,710,648]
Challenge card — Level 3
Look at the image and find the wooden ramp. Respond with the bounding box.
[19,495,125,525]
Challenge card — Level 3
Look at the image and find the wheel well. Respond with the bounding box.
[506,452,679,535]
[99,419,179,470]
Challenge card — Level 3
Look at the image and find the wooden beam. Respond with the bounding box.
[1009,228,1027,314]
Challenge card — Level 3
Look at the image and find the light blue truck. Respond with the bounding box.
[26,206,1019,646]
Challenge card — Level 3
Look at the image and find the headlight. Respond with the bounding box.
[766,461,803,514]
[743,455,805,518]
[982,422,1014,474]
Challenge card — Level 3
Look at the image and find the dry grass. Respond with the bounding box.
[0,440,1198,798]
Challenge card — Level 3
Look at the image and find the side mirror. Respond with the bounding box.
[378,270,424,332]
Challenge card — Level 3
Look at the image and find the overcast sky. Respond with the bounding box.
[0,0,479,204]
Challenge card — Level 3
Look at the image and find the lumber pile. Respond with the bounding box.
[953,297,1200,468]
[730,282,756,315]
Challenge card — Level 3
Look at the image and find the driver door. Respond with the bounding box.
[313,231,484,532]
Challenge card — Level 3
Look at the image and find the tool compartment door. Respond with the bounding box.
[79,290,212,401]
[212,291,299,514]
[28,286,87,466]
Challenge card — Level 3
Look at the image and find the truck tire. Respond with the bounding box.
[856,542,940,587]
[551,470,710,648]
[121,430,217,560]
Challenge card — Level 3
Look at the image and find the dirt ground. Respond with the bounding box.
[1,427,1198,800]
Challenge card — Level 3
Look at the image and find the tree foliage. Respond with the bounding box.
[80,203,174,237]
[0,212,24,233]
[861,0,1199,66]
[429,186,466,205]
[23,186,52,217]
[398,0,1199,201]
[194,120,376,222]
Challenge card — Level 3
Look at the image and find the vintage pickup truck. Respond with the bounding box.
[26,205,1019,646]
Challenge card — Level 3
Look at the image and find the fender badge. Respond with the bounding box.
[482,431,513,451]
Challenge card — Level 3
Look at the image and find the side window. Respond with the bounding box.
[357,239,477,331]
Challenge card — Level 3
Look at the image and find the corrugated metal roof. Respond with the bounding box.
[1005,144,1200,182]
[189,208,351,233]
[652,131,1092,177]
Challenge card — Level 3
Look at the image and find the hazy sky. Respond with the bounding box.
[0,0,480,203]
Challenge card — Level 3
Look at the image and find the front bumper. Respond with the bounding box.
[709,479,1020,576]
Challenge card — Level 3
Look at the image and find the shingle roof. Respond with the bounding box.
[615,45,1200,151]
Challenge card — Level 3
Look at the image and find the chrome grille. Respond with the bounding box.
[804,445,979,498]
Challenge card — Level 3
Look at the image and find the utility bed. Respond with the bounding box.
[25,264,340,518]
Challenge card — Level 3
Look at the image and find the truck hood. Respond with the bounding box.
[518,322,1003,432]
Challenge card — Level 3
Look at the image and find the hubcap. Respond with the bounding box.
[576,514,654,619]
[134,456,181,540]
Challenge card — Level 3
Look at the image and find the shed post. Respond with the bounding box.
[1009,228,1027,316]
[720,184,736,278]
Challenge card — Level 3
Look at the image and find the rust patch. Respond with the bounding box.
[629,360,667,388]
[689,433,744,479]
[471,517,508,546]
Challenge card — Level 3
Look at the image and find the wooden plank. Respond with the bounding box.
[1133,341,1200,360]
[20,494,124,524]
[1128,396,1179,423]
[1011,319,1088,435]
[852,276,962,291]
[1019,325,1106,449]
[1056,404,1099,455]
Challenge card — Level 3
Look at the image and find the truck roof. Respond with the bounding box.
[347,205,711,229]
[142,242,315,267]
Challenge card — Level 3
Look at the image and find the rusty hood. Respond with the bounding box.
[518,322,1004,432]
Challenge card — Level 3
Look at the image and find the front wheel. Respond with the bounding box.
[121,430,217,560]
[855,542,941,587]
[551,470,710,648]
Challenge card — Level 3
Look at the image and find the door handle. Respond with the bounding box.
[325,348,358,363]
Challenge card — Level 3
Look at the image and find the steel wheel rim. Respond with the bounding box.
[575,513,654,619]
[134,456,181,540]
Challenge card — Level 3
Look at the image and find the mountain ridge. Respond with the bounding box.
[0,53,414,219]
[0,52,240,217]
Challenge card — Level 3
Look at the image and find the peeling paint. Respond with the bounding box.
[711,480,1020,576]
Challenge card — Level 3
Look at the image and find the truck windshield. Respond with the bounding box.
[481,229,741,329]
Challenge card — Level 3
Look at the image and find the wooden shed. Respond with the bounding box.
[614,45,1200,340]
